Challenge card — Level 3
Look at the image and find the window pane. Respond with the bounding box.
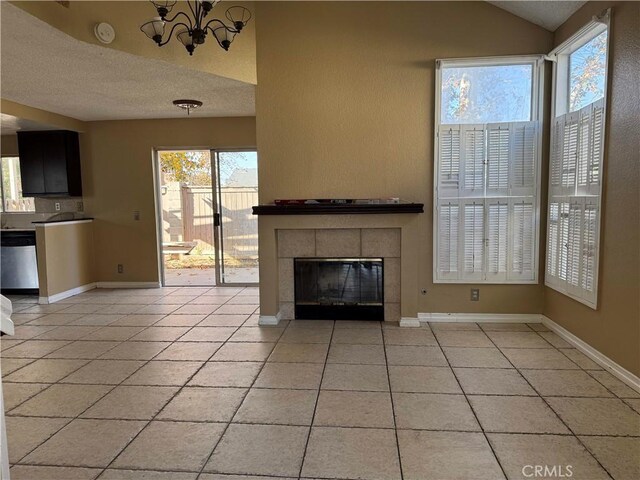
[441,64,533,124]
[2,157,35,212]
[569,31,607,112]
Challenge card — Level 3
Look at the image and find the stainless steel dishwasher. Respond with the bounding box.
[1,230,39,292]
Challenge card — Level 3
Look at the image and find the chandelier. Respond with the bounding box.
[140,1,251,56]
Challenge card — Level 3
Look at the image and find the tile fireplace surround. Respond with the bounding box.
[278,229,400,321]
[257,214,422,325]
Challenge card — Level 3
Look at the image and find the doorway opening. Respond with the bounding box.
[156,149,259,286]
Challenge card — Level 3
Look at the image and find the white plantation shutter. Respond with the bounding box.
[462,201,485,281]
[546,101,604,308]
[547,201,560,281]
[558,202,570,282]
[510,122,537,196]
[486,200,509,281]
[438,126,461,194]
[589,100,604,193]
[581,199,598,303]
[435,121,539,283]
[550,118,564,195]
[461,125,485,196]
[486,124,510,196]
[561,112,579,191]
[510,200,536,280]
[437,201,460,280]
[566,200,583,296]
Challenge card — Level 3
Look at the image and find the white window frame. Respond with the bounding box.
[433,55,544,284]
[545,10,610,309]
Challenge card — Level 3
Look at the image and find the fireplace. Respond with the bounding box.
[294,258,384,320]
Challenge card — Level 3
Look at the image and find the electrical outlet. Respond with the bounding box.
[117,264,124,274]
[55,202,61,211]
[77,201,84,212]
[133,210,140,221]
[471,288,480,301]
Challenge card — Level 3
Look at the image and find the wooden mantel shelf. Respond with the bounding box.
[252,202,424,215]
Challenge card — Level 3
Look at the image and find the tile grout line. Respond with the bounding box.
[7,286,241,472]
[428,322,510,480]
[380,323,405,480]
[295,319,336,480]
[95,286,254,477]
[485,328,616,480]
[193,302,289,478]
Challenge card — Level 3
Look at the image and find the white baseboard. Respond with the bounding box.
[418,312,543,323]
[399,317,421,327]
[541,315,640,393]
[39,283,96,304]
[258,312,281,326]
[96,282,161,289]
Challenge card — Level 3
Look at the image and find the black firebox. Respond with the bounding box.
[294,258,384,320]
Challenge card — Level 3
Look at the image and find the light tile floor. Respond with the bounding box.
[2,287,639,480]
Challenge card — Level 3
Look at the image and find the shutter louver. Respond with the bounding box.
[567,200,583,297]
[581,200,598,300]
[558,202,570,281]
[437,201,460,280]
[547,201,560,282]
[510,200,535,280]
[487,124,510,195]
[462,201,484,280]
[576,106,591,191]
[486,201,508,281]
[561,113,579,190]
[510,122,537,196]
[438,126,461,194]
[589,99,604,194]
[461,126,485,195]
[550,118,564,194]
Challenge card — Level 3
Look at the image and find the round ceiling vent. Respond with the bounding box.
[94,22,116,44]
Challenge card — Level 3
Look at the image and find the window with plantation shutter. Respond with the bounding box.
[545,17,608,309]
[434,57,543,283]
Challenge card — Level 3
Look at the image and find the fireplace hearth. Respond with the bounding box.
[294,258,384,320]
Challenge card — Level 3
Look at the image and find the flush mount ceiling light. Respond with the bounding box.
[140,1,251,56]
[173,99,203,115]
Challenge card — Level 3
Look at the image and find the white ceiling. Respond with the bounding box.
[488,1,587,31]
[0,2,255,122]
[0,114,59,135]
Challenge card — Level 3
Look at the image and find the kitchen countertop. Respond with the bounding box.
[32,217,94,225]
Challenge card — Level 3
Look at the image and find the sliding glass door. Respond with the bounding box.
[155,149,259,287]
[215,150,259,284]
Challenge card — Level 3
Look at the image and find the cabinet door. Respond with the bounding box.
[42,132,69,194]
[17,132,45,195]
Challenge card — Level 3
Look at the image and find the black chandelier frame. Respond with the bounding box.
[140,1,251,55]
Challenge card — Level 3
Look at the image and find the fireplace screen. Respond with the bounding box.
[294,258,384,320]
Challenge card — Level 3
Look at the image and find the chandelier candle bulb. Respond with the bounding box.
[140,0,251,55]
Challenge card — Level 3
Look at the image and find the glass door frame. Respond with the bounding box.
[153,147,258,288]
[212,148,259,287]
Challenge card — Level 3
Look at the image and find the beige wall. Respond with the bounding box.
[544,2,640,376]
[255,1,553,316]
[11,0,257,85]
[1,135,18,156]
[36,221,95,298]
[84,116,256,283]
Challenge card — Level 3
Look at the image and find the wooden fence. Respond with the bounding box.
[177,185,258,264]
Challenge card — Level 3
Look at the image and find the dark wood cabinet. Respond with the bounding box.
[17,130,82,197]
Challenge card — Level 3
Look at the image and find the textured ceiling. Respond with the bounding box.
[488,1,587,31]
[0,3,255,121]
